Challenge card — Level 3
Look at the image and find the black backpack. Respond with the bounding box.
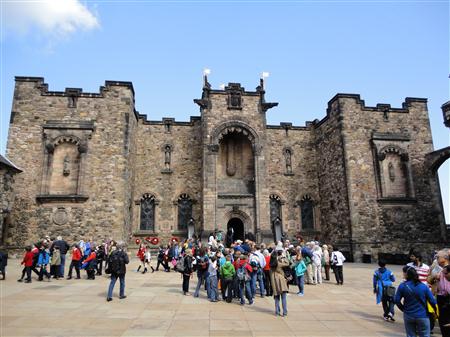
[106,252,123,275]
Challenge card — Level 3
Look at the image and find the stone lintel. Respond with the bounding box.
[36,195,89,203]
[43,120,95,130]
[218,194,254,199]
[377,197,417,204]
[372,132,410,141]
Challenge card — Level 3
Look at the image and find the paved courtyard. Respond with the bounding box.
[0,259,441,337]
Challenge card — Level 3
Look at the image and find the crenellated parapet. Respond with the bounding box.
[14,76,135,99]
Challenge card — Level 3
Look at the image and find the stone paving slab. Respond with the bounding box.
[0,259,443,337]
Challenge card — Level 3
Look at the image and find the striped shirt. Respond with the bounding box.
[407,262,430,285]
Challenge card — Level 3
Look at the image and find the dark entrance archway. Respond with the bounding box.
[227,218,244,243]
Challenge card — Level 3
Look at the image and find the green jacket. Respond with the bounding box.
[220,261,236,279]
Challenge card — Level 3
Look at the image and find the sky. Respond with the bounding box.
[0,0,449,222]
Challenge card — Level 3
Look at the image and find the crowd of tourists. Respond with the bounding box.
[373,249,450,337]
[151,232,345,318]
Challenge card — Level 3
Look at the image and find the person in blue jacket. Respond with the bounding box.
[37,245,51,281]
[395,266,437,337]
[373,260,396,321]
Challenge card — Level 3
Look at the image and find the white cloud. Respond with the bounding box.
[4,0,100,38]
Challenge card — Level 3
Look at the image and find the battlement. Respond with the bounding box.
[137,114,201,126]
[14,76,135,98]
[325,93,427,116]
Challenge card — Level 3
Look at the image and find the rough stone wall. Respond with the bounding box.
[132,119,203,242]
[5,78,136,247]
[336,95,444,260]
[265,127,320,239]
[0,168,18,244]
[312,100,352,252]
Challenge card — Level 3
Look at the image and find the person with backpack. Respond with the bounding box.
[51,236,70,278]
[220,254,236,303]
[106,241,129,301]
[373,260,396,321]
[395,266,437,337]
[331,246,346,285]
[270,247,289,316]
[301,243,314,284]
[193,247,209,298]
[37,244,51,281]
[250,246,266,298]
[82,249,97,280]
[236,253,253,305]
[67,244,82,280]
[207,255,220,302]
[180,249,193,295]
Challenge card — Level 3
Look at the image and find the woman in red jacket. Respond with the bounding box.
[18,246,34,283]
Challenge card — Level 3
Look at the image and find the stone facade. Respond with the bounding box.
[3,76,447,260]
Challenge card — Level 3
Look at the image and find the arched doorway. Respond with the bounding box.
[227,218,244,242]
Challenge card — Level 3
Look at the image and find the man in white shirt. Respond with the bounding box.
[331,246,346,285]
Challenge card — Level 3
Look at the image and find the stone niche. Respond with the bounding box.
[372,133,415,201]
[217,131,255,195]
[37,120,94,203]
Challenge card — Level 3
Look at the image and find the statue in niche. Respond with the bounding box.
[230,92,241,108]
[284,149,292,174]
[164,145,171,170]
[388,162,395,182]
[68,96,76,108]
[226,139,236,176]
[63,155,70,176]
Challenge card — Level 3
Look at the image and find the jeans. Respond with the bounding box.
[251,269,265,297]
[239,280,253,304]
[274,292,288,316]
[194,271,206,297]
[108,274,125,298]
[209,275,219,301]
[403,314,430,337]
[296,274,305,294]
[59,254,66,277]
[382,295,395,318]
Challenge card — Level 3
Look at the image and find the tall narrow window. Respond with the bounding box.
[300,195,315,230]
[140,194,155,231]
[269,194,282,224]
[177,194,192,230]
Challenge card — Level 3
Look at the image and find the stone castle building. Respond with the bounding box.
[2,76,447,260]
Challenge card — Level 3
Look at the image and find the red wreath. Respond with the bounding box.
[150,237,159,245]
[135,238,141,245]
[171,237,179,243]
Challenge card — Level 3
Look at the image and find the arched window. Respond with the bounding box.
[140,194,155,231]
[300,195,315,230]
[269,194,282,224]
[177,194,192,230]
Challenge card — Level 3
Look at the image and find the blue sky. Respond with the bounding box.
[1,0,449,221]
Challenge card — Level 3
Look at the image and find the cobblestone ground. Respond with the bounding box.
[0,259,442,337]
